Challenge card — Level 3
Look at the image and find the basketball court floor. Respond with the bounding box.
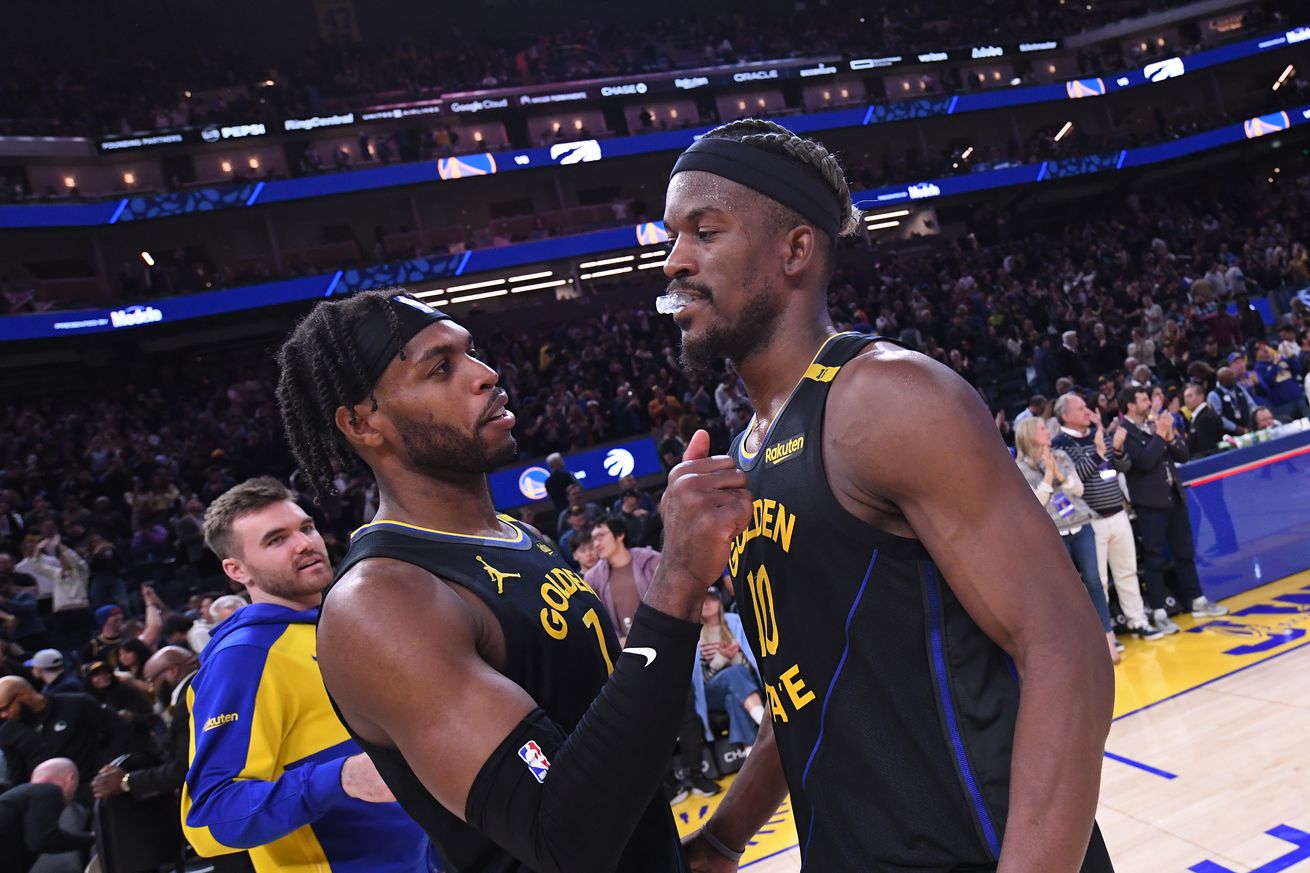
[672,570,1310,872]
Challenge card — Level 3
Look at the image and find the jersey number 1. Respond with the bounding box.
[582,608,615,675]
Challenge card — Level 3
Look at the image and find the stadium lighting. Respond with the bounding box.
[1054,121,1074,142]
[450,288,509,304]
[637,260,667,270]
[669,108,679,119]
[140,251,155,266]
[579,255,634,269]
[866,220,901,230]
[446,278,507,293]
[511,279,568,293]
[1273,65,1295,91]
[580,267,634,280]
[220,160,233,173]
[866,209,910,221]
[63,176,76,189]
[248,157,260,170]
[961,147,974,160]
[509,271,554,282]
[122,172,136,186]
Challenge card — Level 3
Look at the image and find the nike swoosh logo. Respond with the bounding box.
[623,647,657,666]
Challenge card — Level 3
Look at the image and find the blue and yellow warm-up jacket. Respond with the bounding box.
[181,603,432,872]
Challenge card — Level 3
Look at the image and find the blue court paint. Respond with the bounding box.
[1189,824,1310,872]
[1103,751,1178,779]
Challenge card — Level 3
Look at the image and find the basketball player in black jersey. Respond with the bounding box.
[275,291,753,872]
[664,121,1116,873]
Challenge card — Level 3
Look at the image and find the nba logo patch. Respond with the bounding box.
[518,740,552,783]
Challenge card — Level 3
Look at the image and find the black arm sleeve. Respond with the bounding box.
[465,602,700,873]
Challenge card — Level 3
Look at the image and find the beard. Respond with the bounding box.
[678,282,785,375]
[395,414,518,478]
[254,560,333,601]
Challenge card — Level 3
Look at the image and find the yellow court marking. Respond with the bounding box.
[1113,570,1310,719]
[673,779,799,867]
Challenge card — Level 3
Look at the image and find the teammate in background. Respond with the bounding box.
[181,478,433,873]
[275,291,752,872]
[662,120,1114,872]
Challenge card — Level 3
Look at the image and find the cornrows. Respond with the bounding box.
[275,289,408,498]
[702,118,863,237]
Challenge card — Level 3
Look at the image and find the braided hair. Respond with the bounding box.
[274,289,411,498]
[701,118,863,242]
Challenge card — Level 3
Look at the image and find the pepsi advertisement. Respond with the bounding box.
[488,436,663,510]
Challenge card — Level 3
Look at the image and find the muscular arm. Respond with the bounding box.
[318,558,704,873]
[697,717,788,853]
[828,348,1113,873]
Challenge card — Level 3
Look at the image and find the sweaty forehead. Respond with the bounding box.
[663,171,765,227]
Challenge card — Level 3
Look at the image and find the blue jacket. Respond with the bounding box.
[691,612,762,741]
[1255,356,1305,407]
[181,603,432,872]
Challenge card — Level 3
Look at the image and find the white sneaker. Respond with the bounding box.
[1152,609,1182,635]
[1191,597,1228,617]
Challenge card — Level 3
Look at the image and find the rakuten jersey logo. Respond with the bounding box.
[109,305,163,328]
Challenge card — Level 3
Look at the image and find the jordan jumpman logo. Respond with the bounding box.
[476,555,521,594]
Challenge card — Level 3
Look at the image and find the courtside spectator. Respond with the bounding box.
[0,676,131,804]
[1184,383,1224,456]
[1014,419,1119,663]
[0,758,94,873]
[1117,388,1228,633]
[1051,395,1161,641]
[1209,365,1257,436]
[691,588,765,749]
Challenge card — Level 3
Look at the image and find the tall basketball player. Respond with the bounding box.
[275,291,753,872]
[664,121,1116,872]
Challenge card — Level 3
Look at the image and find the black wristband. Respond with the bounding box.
[464,602,700,873]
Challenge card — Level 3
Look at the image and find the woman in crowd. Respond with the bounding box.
[691,588,765,751]
[1014,418,1120,664]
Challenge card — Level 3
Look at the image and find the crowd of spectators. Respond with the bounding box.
[2,143,1310,867]
[1,0,1289,138]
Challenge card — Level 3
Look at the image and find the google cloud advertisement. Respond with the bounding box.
[488,437,663,510]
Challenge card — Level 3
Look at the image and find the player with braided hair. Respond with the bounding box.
[665,122,1115,872]
[275,288,755,872]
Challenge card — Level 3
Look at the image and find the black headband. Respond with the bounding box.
[352,295,451,392]
[669,137,842,238]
